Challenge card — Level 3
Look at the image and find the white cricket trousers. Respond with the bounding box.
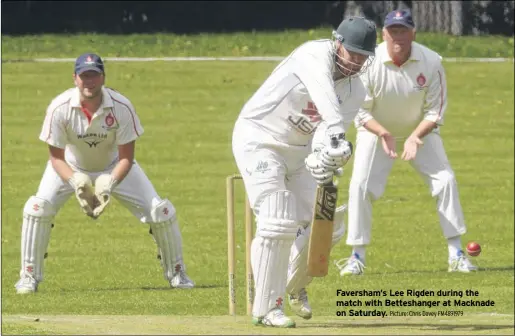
[232,118,318,316]
[346,131,467,246]
[231,118,317,222]
[36,160,164,221]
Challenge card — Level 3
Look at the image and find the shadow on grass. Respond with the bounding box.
[364,265,514,275]
[303,322,514,331]
[478,266,515,272]
[57,284,223,292]
[141,284,223,290]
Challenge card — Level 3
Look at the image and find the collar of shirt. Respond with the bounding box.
[376,41,422,66]
[69,87,114,116]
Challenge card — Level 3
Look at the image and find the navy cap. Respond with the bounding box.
[384,9,415,28]
[75,53,105,75]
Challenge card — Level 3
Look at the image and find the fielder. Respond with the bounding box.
[336,9,477,276]
[15,53,194,294]
[232,17,377,327]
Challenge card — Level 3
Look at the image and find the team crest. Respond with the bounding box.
[102,112,118,130]
[414,73,427,91]
[85,55,95,65]
[105,113,114,127]
[416,73,426,86]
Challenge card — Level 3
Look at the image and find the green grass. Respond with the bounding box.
[2,58,514,334]
[3,315,514,335]
[2,29,514,59]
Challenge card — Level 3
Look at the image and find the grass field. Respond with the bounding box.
[2,43,514,334]
[1,29,514,59]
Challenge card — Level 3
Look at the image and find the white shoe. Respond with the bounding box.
[258,308,296,328]
[15,275,38,294]
[289,288,312,320]
[334,253,365,276]
[170,270,195,289]
[448,251,478,273]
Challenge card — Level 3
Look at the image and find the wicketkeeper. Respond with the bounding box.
[15,53,194,294]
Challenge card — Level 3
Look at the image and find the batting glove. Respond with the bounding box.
[319,135,353,168]
[305,152,343,185]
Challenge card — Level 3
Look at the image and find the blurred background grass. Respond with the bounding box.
[2,30,514,59]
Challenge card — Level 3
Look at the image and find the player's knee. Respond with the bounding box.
[256,190,298,240]
[251,184,282,217]
[23,196,56,217]
[349,178,384,201]
[150,199,176,223]
[332,205,347,246]
[441,170,456,186]
[432,170,457,196]
[349,178,366,196]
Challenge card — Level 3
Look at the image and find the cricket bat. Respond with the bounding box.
[306,137,340,277]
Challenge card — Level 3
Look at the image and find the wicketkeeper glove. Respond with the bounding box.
[68,172,97,218]
[92,174,118,218]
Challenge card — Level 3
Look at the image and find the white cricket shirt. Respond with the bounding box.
[39,87,144,172]
[355,41,447,138]
[238,39,366,146]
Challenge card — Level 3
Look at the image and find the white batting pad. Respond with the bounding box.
[286,205,347,294]
[256,190,298,239]
[251,236,292,317]
[149,199,185,281]
[251,190,300,317]
[21,196,55,282]
[149,219,185,280]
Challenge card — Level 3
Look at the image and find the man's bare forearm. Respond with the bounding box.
[50,157,75,182]
[410,120,438,139]
[363,118,390,137]
[110,158,133,183]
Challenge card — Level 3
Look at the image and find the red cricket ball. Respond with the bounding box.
[466,242,481,257]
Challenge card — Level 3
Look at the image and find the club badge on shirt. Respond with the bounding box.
[102,112,119,131]
[414,73,427,91]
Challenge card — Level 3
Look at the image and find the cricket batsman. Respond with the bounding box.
[336,9,477,276]
[15,53,194,294]
[232,17,377,327]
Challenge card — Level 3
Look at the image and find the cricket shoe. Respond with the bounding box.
[334,253,366,276]
[169,270,195,289]
[289,288,312,320]
[448,251,478,273]
[15,274,38,294]
[254,308,296,328]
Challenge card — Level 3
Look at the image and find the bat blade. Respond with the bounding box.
[307,183,338,277]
